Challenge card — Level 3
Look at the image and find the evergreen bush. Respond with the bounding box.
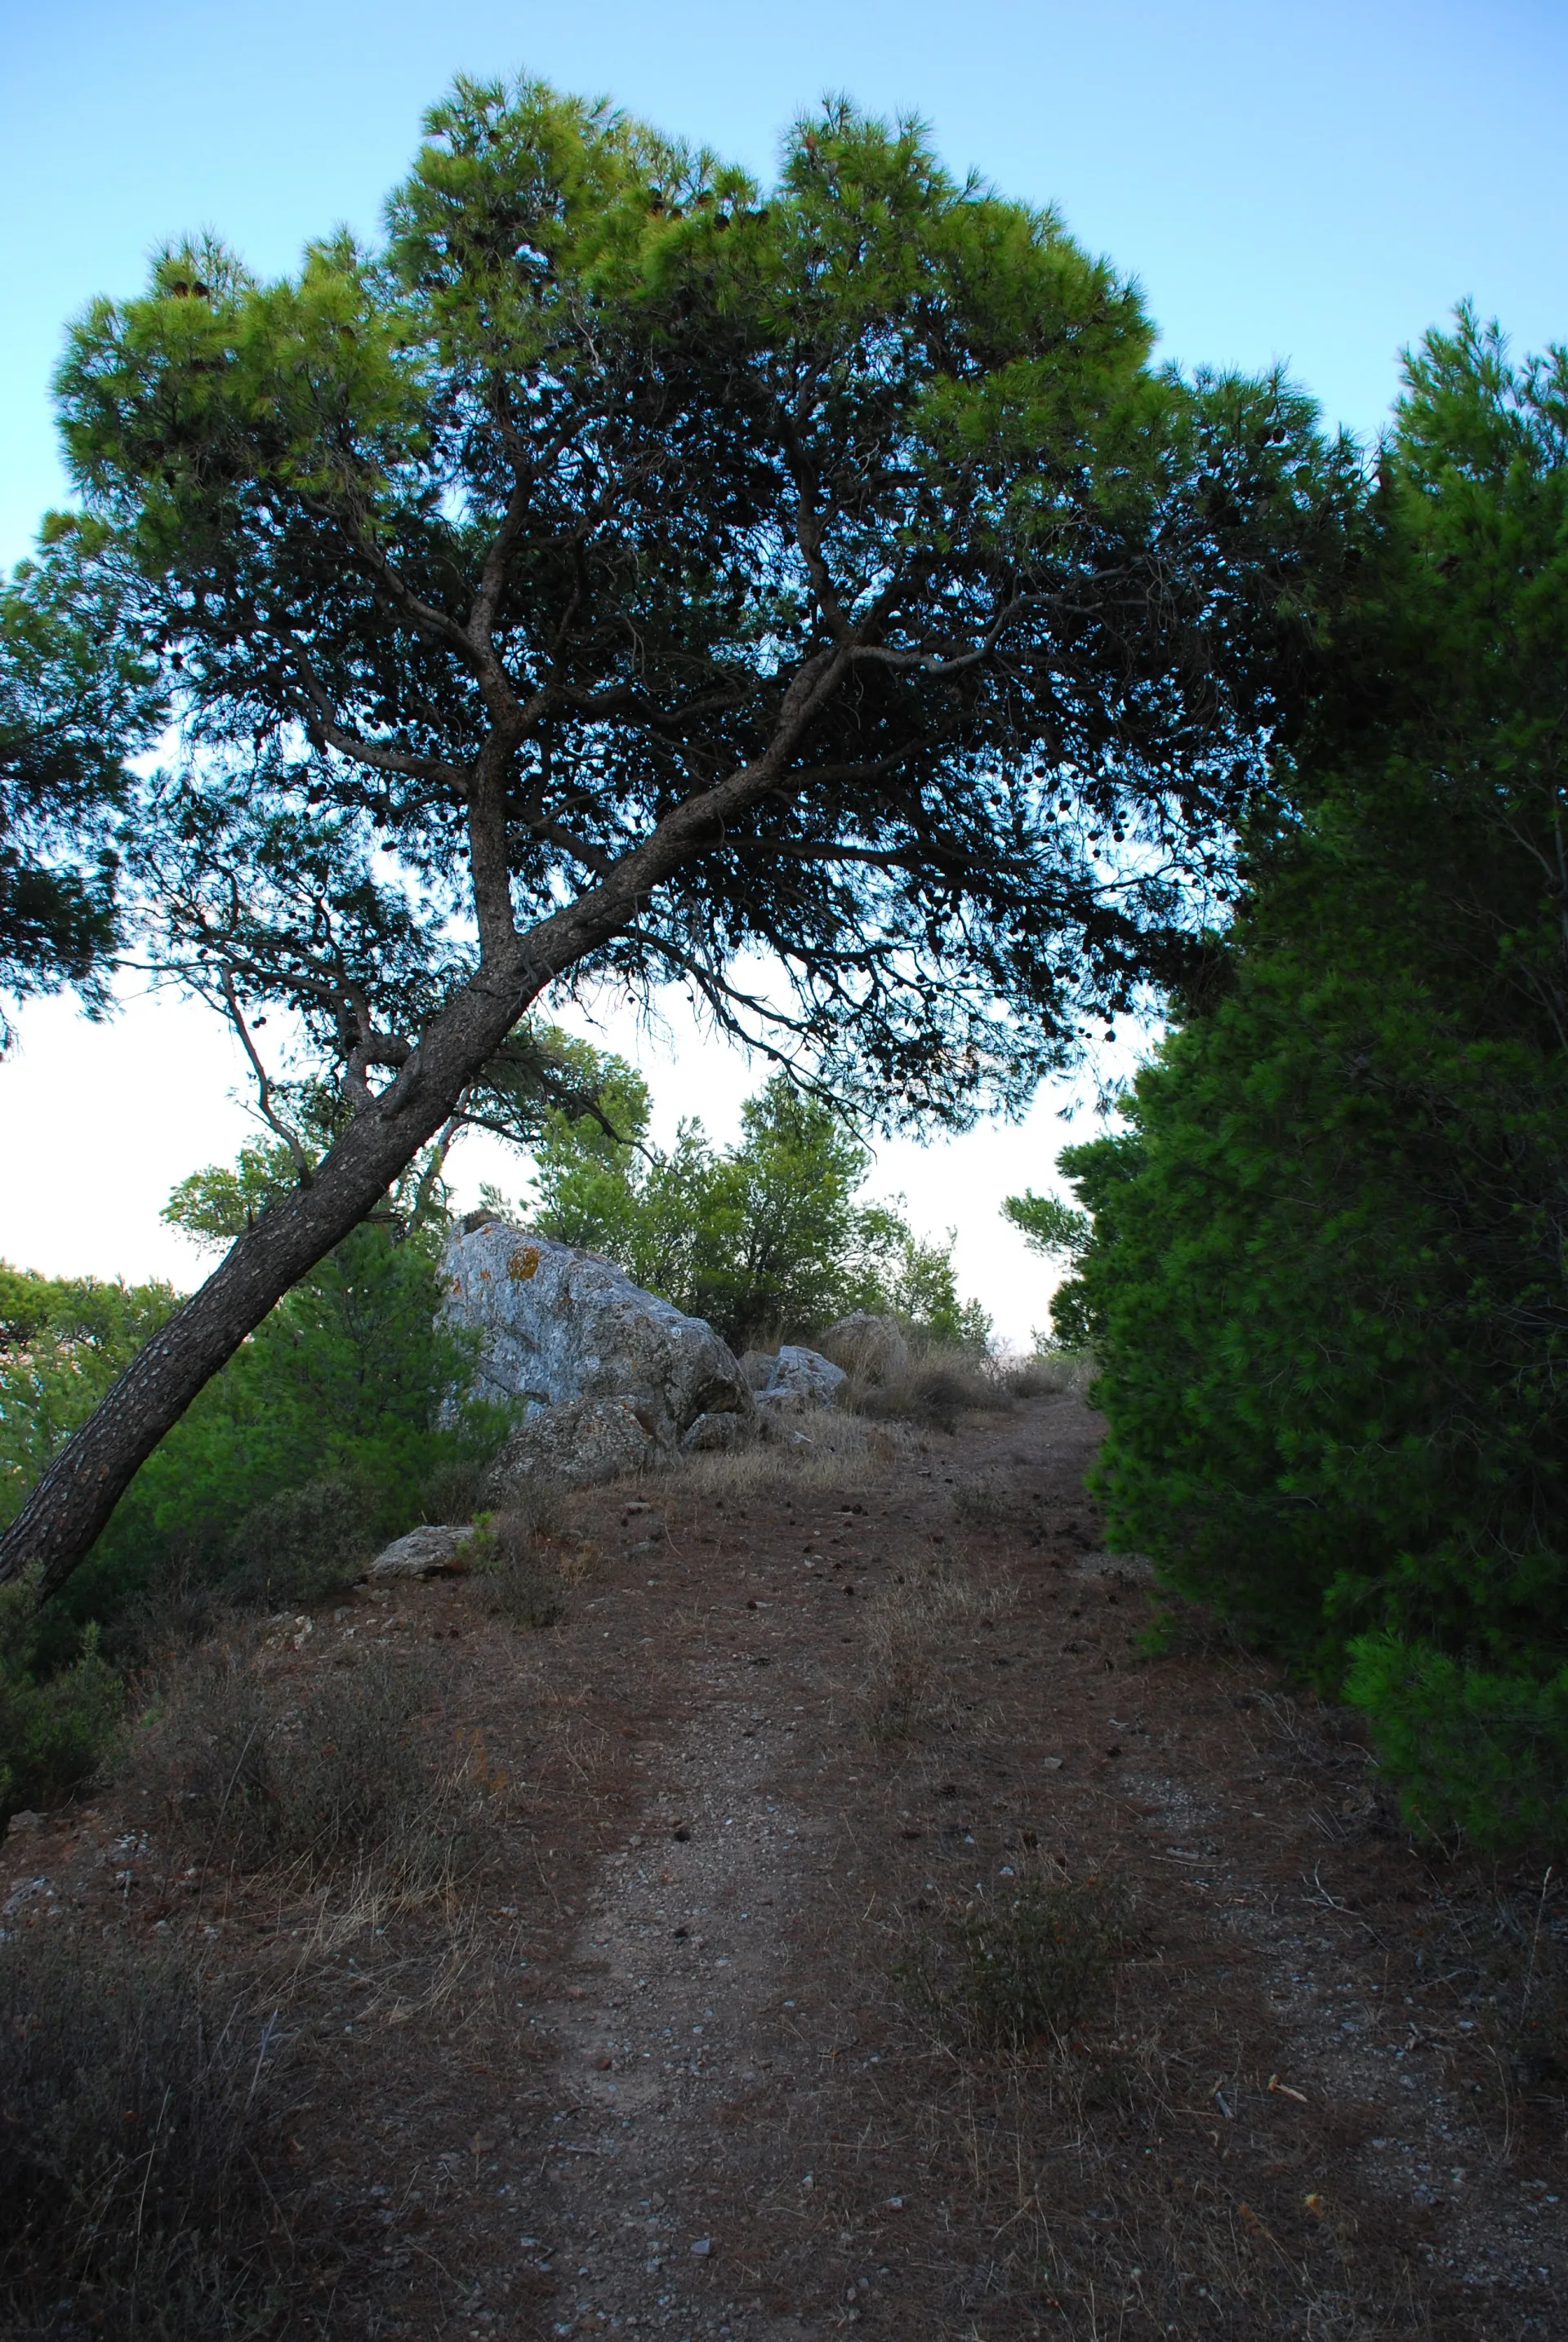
[1054,311,1568,1850]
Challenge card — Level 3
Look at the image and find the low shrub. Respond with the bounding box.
[471,1498,568,1629]
[849,1339,1011,1435]
[138,1645,475,1895]
[0,1570,122,1822]
[0,1924,285,2337]
[418,1456,485,1525]
[950,1478,1006,1529]
[901,1873,1138,2050]
[1004,1349,1094,1400]
[106,1551,233,1667]
[222,1472,375,1607]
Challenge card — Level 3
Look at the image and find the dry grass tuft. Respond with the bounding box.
[1004,1348,1096,1399]
[848,1344,1005,1432]
[127,1641,489,1905]
[861,1555,1015,1740]
[0,1924,287,2339]
[674,1409,913,1500]
[949,1475,1009,1529]
[899,1871,1139,2050]
[471,1497,570,1628]
[468,1482,601,1618]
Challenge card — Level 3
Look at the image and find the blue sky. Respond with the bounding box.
[5,0,1565,563]
[1,0,1564,1329]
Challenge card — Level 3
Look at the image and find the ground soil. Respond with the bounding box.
[8,1394,1568,2339]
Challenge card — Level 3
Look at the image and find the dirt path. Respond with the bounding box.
[12,1396,1568,2338]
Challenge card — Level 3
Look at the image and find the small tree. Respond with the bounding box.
[1,77,1356,1594]
[527,1063,983,1345]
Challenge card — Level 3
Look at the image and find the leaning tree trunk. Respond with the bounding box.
[0,672,842,1599]
[0,955,546,1599]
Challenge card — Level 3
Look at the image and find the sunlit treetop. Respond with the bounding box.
[52,73,1361,1133]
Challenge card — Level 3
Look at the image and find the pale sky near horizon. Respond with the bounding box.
[2,0,1564,1338]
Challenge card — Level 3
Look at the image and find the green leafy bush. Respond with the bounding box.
[18,1217,509,1661]
[527,1062,990,1348]
[0,1570,121,1819]
[1062,960,1568,1666]
[1343,1637,1568,1852]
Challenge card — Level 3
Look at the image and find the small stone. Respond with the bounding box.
[690,2236,711,2257]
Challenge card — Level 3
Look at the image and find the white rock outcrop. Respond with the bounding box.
[483,1395,662,1499]
[751,1343,847,1415]
[441,1220,754,1492]
[817,1310,911,1386]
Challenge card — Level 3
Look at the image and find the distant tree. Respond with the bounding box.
[527,1062,987,1347]
[999,1187,1094,1350]
[0,1266,180,1525]
[1,76,1357,1594]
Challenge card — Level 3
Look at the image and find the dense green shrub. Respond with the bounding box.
[1056,311,1568,1850]
[1062,961,1568,1670]
[0,1570,121,1819]
[16,1216,510,1662]
[1344,1636,1568,1852]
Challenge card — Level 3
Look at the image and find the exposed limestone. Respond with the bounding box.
[440,1221,753,1455]
[368,1524,476,1579]
[817,1310,911,1386]
[751,1343,847,1416]
[481,1396,662,1499]
[680,1409,754,1454]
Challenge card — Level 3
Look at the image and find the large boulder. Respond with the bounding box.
[368,1524,476,1579]
[752,1343,847,1416]
[482,1396,662,1499]
[443,1222,751,1440]
[443,1222,753,1492]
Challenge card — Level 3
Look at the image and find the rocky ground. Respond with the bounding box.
[8,1393,1567,2338]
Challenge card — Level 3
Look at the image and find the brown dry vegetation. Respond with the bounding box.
[3,1394,1566,2340]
